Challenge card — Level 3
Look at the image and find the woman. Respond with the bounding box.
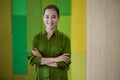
[28,4,71,80]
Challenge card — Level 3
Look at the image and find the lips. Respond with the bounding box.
[47,23,54,26]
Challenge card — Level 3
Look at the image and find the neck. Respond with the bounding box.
[46,28,56,40]
[46,27,56,35]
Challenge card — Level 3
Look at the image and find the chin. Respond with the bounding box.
[48,25,55,28]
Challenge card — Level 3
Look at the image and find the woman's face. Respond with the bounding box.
[43,9,59,29]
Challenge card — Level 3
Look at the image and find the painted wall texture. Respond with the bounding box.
[87,0,120,80]
[1,0,120,80]
[0,0,12,80]
[0,0,86,80]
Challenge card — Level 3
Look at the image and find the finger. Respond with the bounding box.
[60,55,70,60]
[32,50,39,55]
[63,55,70,60]
[35,48,39,52]
[32,50,37,53]
[64,56,70,62]
[32,50,35,53]
[34,48,42,56]
[63,58,70,63]
[32,51,40,57]
[63,55,70,59]
[32,51,36,56]
[63,54,70,56]
[62,56,70,63]
[34,48,38,51]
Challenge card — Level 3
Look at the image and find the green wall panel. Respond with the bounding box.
[12,15,27,74]
[58,16,71,37]
[26,0,42,52]
[12,0,27,74]
[12,0,26,15]
[57,0,71,15]
[42,0,56,10]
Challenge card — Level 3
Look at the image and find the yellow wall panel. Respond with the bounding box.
[71,53,86,80]
[71,0,86,52]
[71,0,86,80]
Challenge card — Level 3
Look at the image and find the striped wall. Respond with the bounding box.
[0,0,86,80]
[1,0,120,80]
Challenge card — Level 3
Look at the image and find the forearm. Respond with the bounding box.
[41,57,56,65]
[46,61,71,68]
[41,53,70,65]
[32,49,70,68]
[46,62,57,67]
[41,53,70,68]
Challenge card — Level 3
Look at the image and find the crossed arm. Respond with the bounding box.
[32,48,70,67]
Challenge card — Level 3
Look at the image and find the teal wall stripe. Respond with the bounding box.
[12,0,27,74]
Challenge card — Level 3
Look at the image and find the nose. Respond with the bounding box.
[48,18,53,23]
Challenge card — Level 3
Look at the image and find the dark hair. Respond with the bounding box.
[43,4,60,18]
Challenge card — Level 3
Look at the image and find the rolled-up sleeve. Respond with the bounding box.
[28,54,41,66]
[57,35,71,70]
[28,34,41,66]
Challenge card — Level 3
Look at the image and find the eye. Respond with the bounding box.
[44,15,49,18]
[45,16,49,18]
[53,16,56,18]
[52,15,57,18]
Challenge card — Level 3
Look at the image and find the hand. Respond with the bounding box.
[32,48,42,58]
[55,54,70,63]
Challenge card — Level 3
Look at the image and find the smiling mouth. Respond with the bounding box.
[47,23,54,26]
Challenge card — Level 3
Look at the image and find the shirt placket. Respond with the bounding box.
[47,39,50,80]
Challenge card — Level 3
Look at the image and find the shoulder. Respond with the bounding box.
[33,32,43,39]
[57,30,70,40]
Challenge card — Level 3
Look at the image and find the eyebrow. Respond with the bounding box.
[44,15,57,16]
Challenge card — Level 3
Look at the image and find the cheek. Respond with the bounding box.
[54,19,59,23]
[43,18,47,24]
[43,18,46,22]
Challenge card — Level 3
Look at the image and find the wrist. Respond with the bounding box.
[41,57,56,65]
[50,58,56,63]
[46,62,57,67]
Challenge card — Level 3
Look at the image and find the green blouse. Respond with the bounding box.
[28,30,71,80]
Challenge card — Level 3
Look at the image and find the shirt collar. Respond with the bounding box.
[42,29,59,37]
